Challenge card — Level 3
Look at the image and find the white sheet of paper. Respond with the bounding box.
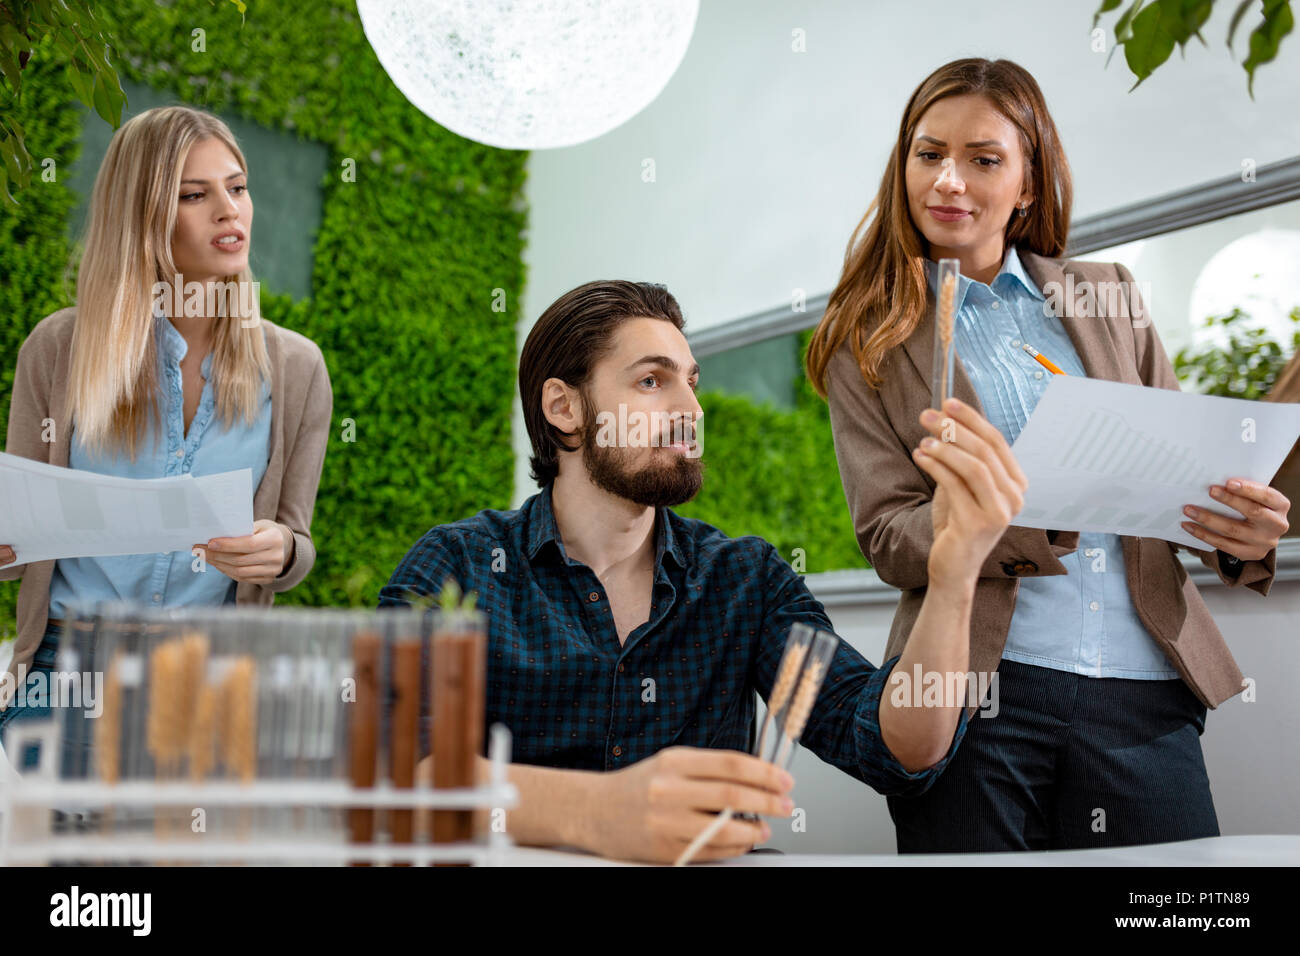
[0,451,254,564]
[1009,377,1300,549]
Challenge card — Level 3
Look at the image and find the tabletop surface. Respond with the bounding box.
[500,834,1300,866]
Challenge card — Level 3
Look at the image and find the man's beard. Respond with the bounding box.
[578,404,704,508]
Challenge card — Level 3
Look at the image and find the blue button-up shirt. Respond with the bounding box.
[924,246,1177,679]
[379,485,969,794]
[48,311,272,618]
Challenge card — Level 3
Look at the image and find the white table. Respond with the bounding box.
[500,834,1300,866]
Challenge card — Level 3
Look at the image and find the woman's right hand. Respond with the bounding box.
[0,545,18,568]
[914,398,1027,589]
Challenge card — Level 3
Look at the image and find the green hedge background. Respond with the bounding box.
[1,0,528,632]
[683,331,868,574]
[1,2,868,638]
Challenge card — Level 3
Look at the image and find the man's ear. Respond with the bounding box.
[541,377,582,447]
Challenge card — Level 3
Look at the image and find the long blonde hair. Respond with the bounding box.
[67,106,270,459]
[805,58,1072,394]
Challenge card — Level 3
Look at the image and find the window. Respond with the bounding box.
[65,76,329,299]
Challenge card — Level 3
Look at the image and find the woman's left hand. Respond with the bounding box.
[195,519,294,585]
[1181,479,1290,561]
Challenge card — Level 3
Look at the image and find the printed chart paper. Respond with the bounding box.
[1009,377,1300,549]
[0,452,253,564]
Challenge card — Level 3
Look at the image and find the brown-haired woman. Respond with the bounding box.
[0,106,332,770]
[807,58,1289,851]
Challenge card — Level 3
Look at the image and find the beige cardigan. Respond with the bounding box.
[825,250,1277,712]
[1,307,332,694]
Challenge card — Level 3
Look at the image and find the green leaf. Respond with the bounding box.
[1167,0,1213,47]
[1243,0,1295,96]
[1094,0,1125,29]
[1125,0,1181,87]
[1106,0,1147,67]
[0,162,17,211]
[1228,0,1258,50]
[0,141,17,181]
[1,124,31,184]
[90,68,125,128]
[65,59,96,109]
[1115,0,1148,42]
[0,22,27,93]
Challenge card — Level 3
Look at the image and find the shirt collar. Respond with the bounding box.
[524,483,687,571]
[154,303,215,378]
[923,243,1044,304]
[1000,244,1045,301]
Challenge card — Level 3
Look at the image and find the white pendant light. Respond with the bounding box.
[357,0,699,150]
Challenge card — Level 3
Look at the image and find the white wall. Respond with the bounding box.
[513,0,1300,503]
[1076,199,1300,357]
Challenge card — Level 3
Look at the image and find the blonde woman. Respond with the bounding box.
[0,106,332,767]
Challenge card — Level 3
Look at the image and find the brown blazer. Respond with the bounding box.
[825,248,1277,711]
[1,307,332,695]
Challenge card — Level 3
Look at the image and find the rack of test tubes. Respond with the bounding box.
[0,603,518,866]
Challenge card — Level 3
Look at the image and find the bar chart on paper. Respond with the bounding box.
[1009,377,1300,548]
[0,451,254,564]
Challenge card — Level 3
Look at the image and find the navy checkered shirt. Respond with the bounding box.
[379,485,968,795]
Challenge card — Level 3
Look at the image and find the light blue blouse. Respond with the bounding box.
[924,246,1178,679]
[48,311,272,618]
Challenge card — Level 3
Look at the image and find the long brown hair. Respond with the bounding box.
[805,58,1072,394]
[67,106,270,459]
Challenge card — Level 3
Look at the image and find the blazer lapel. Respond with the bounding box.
[1018,249,1129,384]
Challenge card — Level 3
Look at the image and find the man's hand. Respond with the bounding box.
[0,544,17,568]
[914,398,1027,589]
[194,519,294,585]
[581,747,793,864]
[1182,479,1289,561]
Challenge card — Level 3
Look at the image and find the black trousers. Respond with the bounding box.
[887,658,1220,852]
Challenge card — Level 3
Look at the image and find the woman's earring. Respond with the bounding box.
[1018,204,1029,218]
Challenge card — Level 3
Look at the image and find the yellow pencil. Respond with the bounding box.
[1021,342,1066,375]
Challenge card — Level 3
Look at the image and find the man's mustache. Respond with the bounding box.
[657,424,698,445]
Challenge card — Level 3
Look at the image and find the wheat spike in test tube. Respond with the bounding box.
[754,636,810,762]
[936,271,957,406]
[770,659,825,770]
[675,643,823,866]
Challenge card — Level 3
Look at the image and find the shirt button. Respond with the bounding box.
[152,593,162,603]
[611,745,622,757]
[1011,339,1021,347]
[991,300,1000,310]
[1034,371,1044,379]
[588,591,600,602]
[175,449,184,458]
[1089,600,1100,611]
